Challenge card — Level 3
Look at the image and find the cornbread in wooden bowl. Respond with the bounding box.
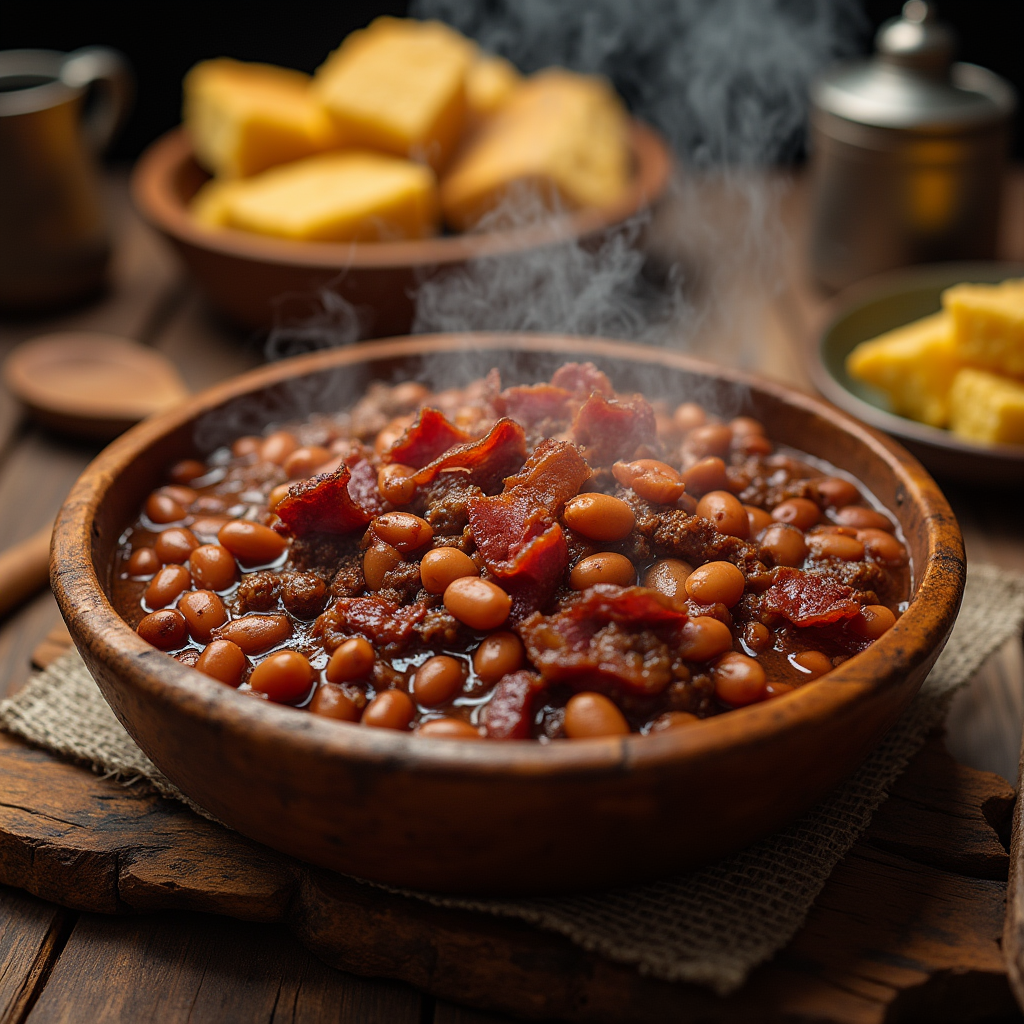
[131,17,672,334]
[51,334,964,894]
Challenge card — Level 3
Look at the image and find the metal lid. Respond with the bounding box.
[811,1,1015,132]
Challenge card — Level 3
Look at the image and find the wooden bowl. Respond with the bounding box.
[130,128,673,336]
[51,334,965,895]
[811,261,1024,487]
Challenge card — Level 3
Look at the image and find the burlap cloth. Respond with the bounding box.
[3,564,1024,995]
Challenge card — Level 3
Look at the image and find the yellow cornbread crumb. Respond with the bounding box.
[184,59,338,178]
[943,279,1024,378]
[440,68,631,232]
[845,312,960,428]
[948,367,1024,445]
[466,52,521,124]
[192,152,439,243]
[313,17,474,172]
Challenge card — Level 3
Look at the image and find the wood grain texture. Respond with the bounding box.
[0,634,1017,1024]
[0,888,72,1024]
[23,912,423,1024]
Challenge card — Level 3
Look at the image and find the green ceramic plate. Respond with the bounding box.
[813,261,1024,487]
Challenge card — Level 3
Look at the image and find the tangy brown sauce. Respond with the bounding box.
[112,370,911,741]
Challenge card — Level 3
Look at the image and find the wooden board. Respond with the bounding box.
[0,633,1017,1024]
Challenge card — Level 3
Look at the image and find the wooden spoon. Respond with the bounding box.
[0,333,190,617]
[0,524,53,621]
[3,332,189,441]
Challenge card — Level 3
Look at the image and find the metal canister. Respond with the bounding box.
[808,0,1016,292]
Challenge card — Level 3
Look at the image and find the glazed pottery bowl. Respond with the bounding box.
[52,333,965,895]
[131,127,673,336]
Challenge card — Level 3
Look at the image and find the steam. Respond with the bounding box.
[260,0,868,375]
[413,0,866,167]
[413,188,690,341]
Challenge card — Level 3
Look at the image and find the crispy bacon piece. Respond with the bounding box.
[468,440,591,618]
[571,393,658,466]
[344,453,384,516]
[411,417,527,494]
[496,384,571,426]
[518,584,688,695]
[384,407,470,468]
[551,361,613,397]
[316,596,427,650]
[763,568,860,627]
[482,670,546,740]
[274,465,375,538]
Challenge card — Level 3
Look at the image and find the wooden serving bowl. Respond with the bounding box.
[131,128,673,336]
[52,334,965,895]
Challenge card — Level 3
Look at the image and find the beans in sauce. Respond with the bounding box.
[114,363,909,742]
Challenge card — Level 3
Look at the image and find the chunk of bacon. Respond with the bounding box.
[316,596,427,650]
[384,407,470,468]
[496,384,571,426]
[274,465,375,538]
[467,440,591,619]
[517,584,688,695]
[551,361,613,397]
[763,568,860,627]
[571,392,658,466]
[410,417,528,495]
[482,670,546,740]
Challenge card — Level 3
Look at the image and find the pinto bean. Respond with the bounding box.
[564,692,629,738]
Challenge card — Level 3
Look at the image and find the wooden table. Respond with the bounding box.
[0,169,1022,1023]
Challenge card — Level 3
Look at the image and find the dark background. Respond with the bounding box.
[2,0,1021,162]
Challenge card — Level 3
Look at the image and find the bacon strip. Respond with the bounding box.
[518,584,687,695]
[408,417,527,495]
[763,568,860,627]
[384,407,470,468]
[468,440,591,619]
[571,393,658,466]
[317,596,427,650]
[482,670,546,740]
[496,384,571,426]
[551,361,613,397]
[274,465,375,538]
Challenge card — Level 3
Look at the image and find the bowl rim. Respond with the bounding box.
[130,125,674,270]
[810,260,1024,465]
[52,333,965,779]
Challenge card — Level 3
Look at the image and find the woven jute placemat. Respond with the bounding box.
[3,563,1024,995]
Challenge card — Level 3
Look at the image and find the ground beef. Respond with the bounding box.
[413,605,462,647]
[280,572,328,619]
[652,511,764,575]
[288,531,362,574]
[414,474,481,539]
[236,571,282,613]
[330,555,365,599]
[377,560,423,605]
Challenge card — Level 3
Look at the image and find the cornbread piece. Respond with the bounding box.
[440,69,631,232]
[943,279,1024,377]
[466,52,521,124]
[845,312,960,427]
[313,17,474,171]
[210,152,440,242]
[190,178,242,228]
[948,367,1024,445]
[184,59,338,178]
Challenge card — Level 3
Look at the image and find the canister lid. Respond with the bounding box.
[811,1,1015,132]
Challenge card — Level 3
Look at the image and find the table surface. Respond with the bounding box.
[0,168,1022,1024]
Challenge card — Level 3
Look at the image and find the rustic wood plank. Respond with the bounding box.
[0,888,72,1024]
[433,1003,512,1024]
[24,911,423,1024]
[0,711,1016,1024]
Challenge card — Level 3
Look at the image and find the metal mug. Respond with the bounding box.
[0,47,132,309]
